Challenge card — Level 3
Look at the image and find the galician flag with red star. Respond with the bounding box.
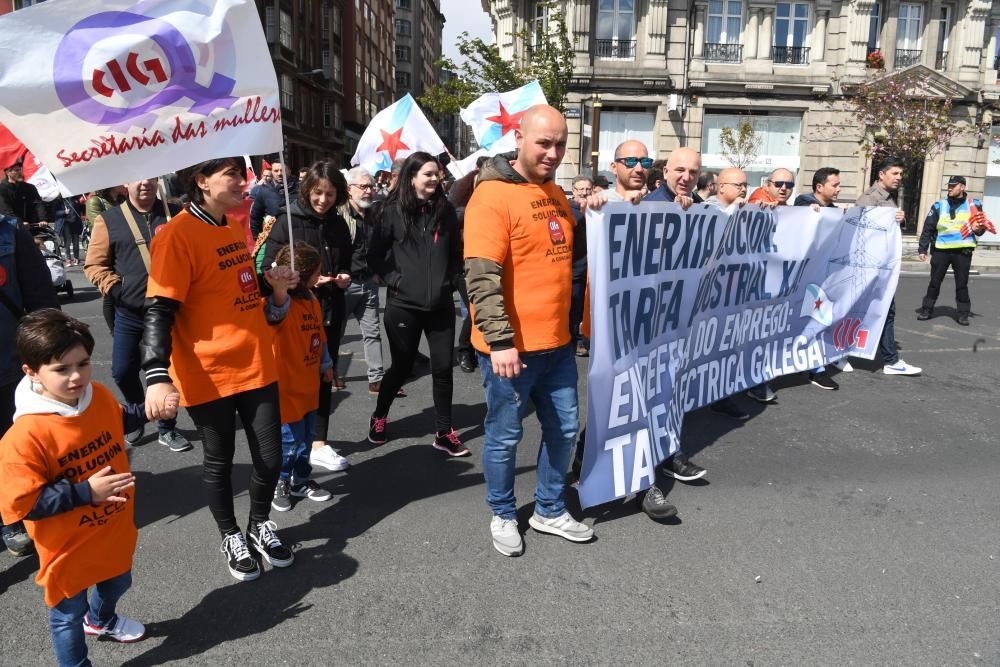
[351,93,445,174]
[460,80,546,152]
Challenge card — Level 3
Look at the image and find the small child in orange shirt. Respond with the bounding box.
[0,309,177,666]
[266,243,335,512]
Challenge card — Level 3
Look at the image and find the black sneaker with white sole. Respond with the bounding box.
[220,529,260,582]
[641,484,678,520]
[247,520,294,567]
[809,373,839,390]
[124,425,145,446]
[663,454,707,481]
[289,479,332,502]
[271,479,292,512]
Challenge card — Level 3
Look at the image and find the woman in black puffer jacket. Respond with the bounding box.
[366,152,467,457]
[261,161,353,472]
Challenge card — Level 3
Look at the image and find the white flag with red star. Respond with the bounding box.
[460,81,546,152]
[351,93,445,174]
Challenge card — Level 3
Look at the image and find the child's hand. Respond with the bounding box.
[333,273,352,289]
[264,265,300,295]
[322,367,334,383]
[89,466,135,503]
[161,392,180,420]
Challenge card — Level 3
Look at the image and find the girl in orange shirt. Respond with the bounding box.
[142,157,299,582]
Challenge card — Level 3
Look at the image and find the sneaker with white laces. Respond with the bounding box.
[834,358,854,372]
[432,428,470,457]
[747,382,777,403]
[271,479,292,512]
[220,529,260,581]
[247,520,294,567]
[83,614,146,643]
[158,429,192,452]
[528,511,595,543]
[289,479,332,502]
[809,372,839,390]
[309,445,349,472]
[490,515,523,556]
[883,360,921,376]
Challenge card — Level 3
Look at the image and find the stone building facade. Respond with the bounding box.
[483,0,1000,238]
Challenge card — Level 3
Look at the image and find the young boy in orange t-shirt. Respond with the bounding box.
[0,309,178,666]
[267,243,335,512]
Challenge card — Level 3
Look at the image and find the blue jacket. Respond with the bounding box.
[644,183,703,204]
[0,215,60,388]
[249,181,285,238]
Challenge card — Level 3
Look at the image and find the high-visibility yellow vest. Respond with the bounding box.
[934,198,976,250]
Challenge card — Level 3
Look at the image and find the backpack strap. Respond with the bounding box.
[120,205,152,272]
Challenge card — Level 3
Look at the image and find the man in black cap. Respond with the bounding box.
[917,175,990,326]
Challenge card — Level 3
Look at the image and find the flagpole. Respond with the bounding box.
[156,179,171,222]
[278,158,295,272]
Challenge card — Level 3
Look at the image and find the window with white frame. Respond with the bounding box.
[707,0,742,45]
[279,10,293,49]
[774,3,810,48]
[596,0,636,59]
[896,4,923,51]
[395,19,411,36]
[867,1,883,53]
[531,3,549,49]
[280,74,294,111]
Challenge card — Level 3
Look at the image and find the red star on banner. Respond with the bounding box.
[814,298,823,310]
[486,102,526,136]
[377,127,409,160]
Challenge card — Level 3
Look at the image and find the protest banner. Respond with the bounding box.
[0,0,282,195]
[578,202,901,508]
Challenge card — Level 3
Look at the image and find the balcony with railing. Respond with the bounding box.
[595,39,635,60]
[935,50,948,70]
[894,48,922,69]
[704,43,742,63]
[772,45,810,65]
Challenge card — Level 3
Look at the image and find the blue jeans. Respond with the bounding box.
[478,345,578,520]
[50,570,132,667]
[112,307,175,434]
[280,411,316,482]
[878,298,898,365]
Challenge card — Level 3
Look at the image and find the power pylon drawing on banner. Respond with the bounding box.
[825,208,898,303]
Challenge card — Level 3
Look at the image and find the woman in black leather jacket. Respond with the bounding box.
[261,161,353,472]
[366,152,467,457]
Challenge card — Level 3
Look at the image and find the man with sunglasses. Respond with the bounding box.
[749,168,795,206]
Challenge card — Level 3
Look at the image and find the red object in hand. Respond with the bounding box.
[960,201,996,239]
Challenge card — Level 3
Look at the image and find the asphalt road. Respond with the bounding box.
[1,269,998,665]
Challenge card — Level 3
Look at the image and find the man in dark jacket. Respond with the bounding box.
[0,213,59,556]
[0,162,48,230]
[794,167,841,208]
[249,162,285,239]
[84,178,190,452]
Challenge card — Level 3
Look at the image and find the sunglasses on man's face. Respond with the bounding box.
[770,180,794,189]
[614,156,654,169]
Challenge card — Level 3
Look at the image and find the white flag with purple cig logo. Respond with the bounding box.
[0,0,282,195]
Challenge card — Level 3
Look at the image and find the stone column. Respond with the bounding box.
[693,4,705,59]
[961,0,991,70]
[745,8,760,59]
[758,6,773,60]
[848,0,877,63]
[924,0,942,68]
[572,0,591,66]
[884,0,900,70]
[646,0,670,56]
[814,10,828,61]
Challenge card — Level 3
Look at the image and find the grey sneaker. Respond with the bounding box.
[125,425,145,446]
[158,430,192,452]
[272,479,292,512]
[490,516,523,556]
[528,512,594,543]
[747,383,777,403]
[1,522,34,557]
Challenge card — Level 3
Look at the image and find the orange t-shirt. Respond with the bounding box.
[747,188,782,205]
[272,295,326,424]
[147,209,277,406]
[464,179,574,354]
[0,383,137,607]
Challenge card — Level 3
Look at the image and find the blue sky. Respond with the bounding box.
[441,0,494,65]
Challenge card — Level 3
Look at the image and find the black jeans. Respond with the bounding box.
[102,295,116,334]
[376,301,455,432]
[456,276,473,356]
[922,249,972,315]
[313,292,347,443]
[570,267,588,348]
[878,299,898,365]
[187,383,282,533]
[112,307,175,435]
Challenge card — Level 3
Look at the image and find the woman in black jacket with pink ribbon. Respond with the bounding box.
[365,152,467,457]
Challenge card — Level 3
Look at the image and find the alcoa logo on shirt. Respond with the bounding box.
[547,217,566,245]
[237,267,256,293]
[309,332,321,354]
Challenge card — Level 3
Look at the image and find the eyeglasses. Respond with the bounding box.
[350,183,375,191]
[721,182,748,189]
[769,180,794,189]
[614,156,654,169]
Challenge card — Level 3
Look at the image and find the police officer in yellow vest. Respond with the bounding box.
[917,175,987,326]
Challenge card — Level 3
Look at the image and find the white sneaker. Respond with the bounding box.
[490,515,523,557]
[83,614,146,642]
[309,445,349,472]
[528,511,595,543]
[883,360,921,376]
[834,358,854,372]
